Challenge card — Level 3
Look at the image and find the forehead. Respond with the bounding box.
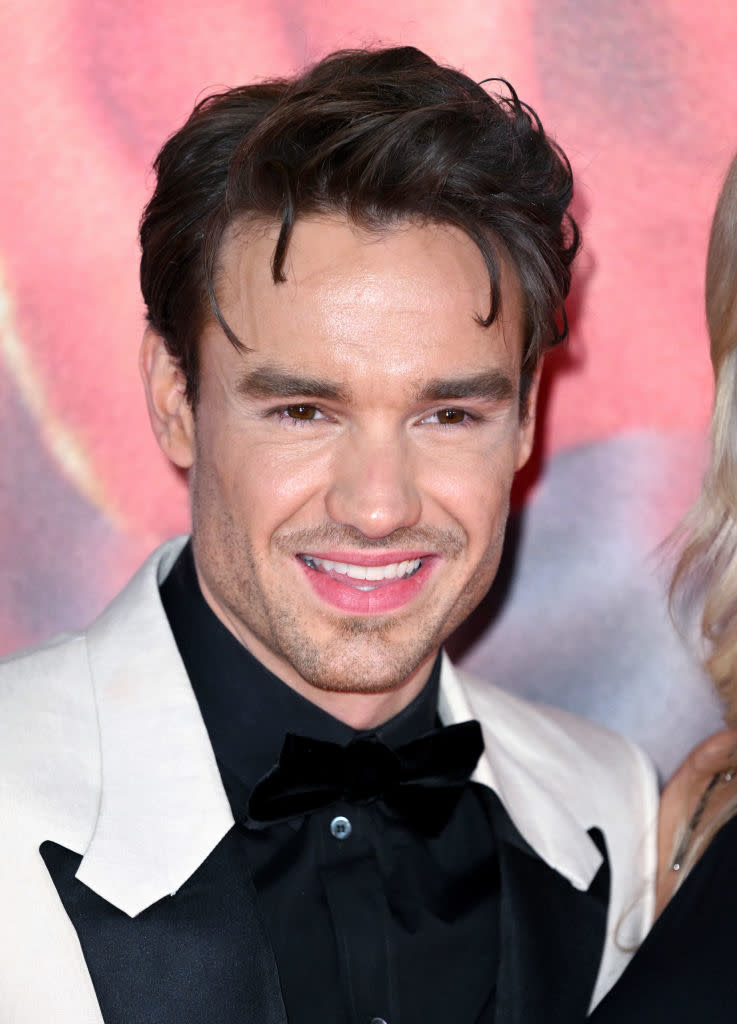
[212,215,524,376]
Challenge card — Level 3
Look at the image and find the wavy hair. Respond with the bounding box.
[140,46,579,406]
[672,152,737,726]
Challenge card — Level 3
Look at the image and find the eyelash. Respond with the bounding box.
[272,404,328,425]
[420,408,478,427]
[268,405,480,428]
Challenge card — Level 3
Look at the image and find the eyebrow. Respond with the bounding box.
[236,367,352,403]
[235,366,516,406]
[416,371,516,404]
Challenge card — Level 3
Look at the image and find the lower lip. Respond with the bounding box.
[298,557,437,614]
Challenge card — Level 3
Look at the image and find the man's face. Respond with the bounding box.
[146,216,537,717]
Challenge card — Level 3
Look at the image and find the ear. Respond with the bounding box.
[515,362,543,471]
[139,328,195,469]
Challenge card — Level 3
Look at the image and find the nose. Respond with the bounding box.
[325,432,422,539]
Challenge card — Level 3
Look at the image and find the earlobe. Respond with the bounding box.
[139,328,195,469]
[515,363,543,471]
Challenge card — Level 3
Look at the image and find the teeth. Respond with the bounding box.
[302,555,422,581]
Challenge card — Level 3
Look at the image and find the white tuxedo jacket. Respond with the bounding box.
[0,537,658,1022]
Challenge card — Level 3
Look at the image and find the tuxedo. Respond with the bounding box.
[0,537,658,1022]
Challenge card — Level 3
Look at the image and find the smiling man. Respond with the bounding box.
[149,216,529,722]
[0,47,657,1024]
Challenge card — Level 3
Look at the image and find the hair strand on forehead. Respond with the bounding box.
[139,45,579,407]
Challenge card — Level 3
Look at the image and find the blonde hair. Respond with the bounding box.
[672,152,737,728]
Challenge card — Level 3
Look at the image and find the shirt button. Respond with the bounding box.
[330,814,352,840]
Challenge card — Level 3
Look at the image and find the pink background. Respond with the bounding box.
[2,0,734,775]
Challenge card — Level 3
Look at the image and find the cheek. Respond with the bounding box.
[194,429,334,536]
[422,444,519,541]
[260,444,333,506]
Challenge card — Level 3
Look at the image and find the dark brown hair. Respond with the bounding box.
[140,46,579,405]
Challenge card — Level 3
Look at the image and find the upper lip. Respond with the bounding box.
[297,550,433,566]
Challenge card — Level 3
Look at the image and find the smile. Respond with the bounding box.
[299,555,422,590]
[296,551,435,613]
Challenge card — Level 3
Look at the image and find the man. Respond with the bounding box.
[0,47,656,1023]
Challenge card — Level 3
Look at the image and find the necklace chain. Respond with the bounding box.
[671,768,735,872]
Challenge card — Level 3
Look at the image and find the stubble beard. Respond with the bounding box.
[214,554,454,695]
[262,523,471,693]
[207,528,507,697]
[193,486,507,694]
[261,602,443,694]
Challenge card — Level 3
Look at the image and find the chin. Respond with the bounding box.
[280,630,438,696]
[305,673,406,696]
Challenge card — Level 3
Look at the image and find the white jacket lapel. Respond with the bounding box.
[76,538,234,917]
[438,652,603,891]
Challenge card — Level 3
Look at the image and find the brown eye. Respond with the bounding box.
[286,404,318,420]
[436,408,466,424]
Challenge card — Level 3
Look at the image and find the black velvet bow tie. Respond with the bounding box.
[246,720,484,835]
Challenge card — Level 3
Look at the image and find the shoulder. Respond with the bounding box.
[0,537,189,844]
[0,533,187,707]
[455,664,656,808]
[449,662,658,883]
[0,629,92,722]
[0,630,100,849]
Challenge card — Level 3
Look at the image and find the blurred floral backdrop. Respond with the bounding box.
[2,0,734,775]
